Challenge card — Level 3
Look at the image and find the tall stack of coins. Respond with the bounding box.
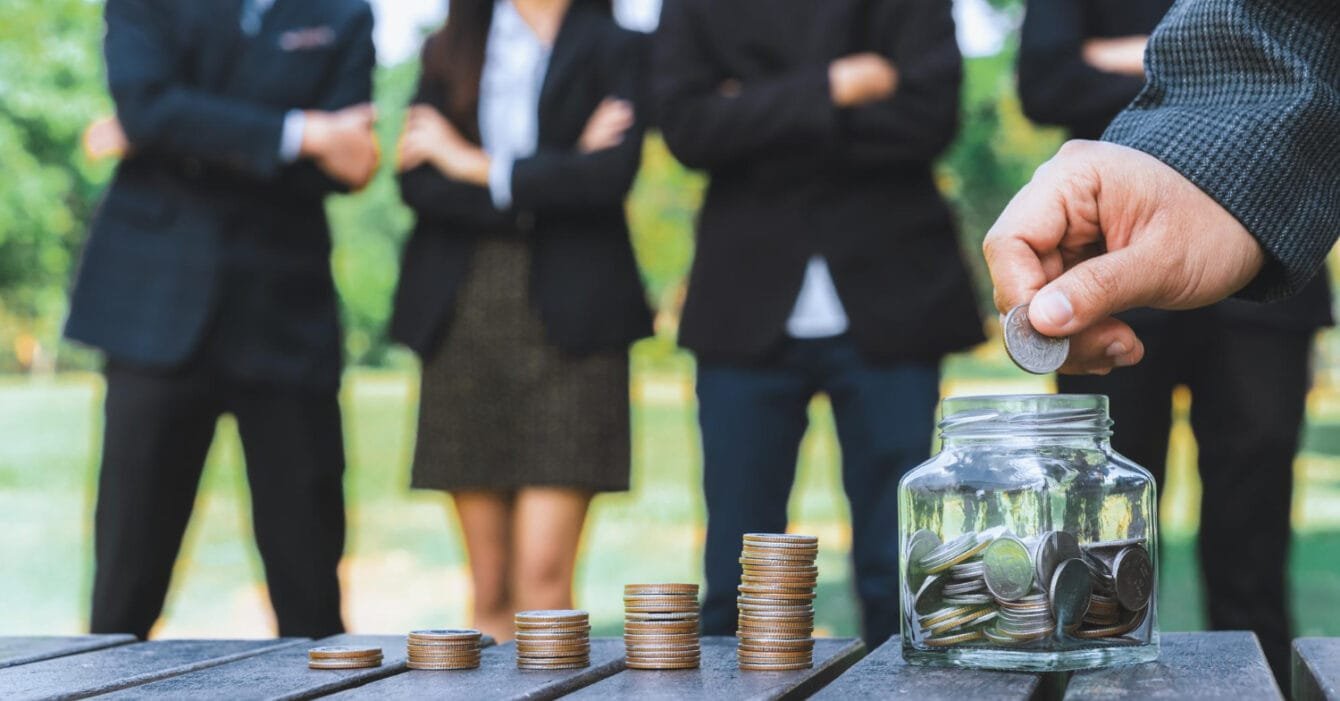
[406,629,482,670]
[907,528,1153,648]
[623,584,701,669]
[307,645,383,670]
[514,610,591,670]
[736,533,818,671]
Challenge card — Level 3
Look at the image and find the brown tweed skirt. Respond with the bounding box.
[411,236,631,493]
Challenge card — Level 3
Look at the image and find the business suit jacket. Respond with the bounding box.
[389,1,654,359]
[1020,0,1332,332]
[1104,0,1340,302]
[651,0,984,365]
[66,0,375,390]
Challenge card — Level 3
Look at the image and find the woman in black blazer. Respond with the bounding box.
[390,0,652,640]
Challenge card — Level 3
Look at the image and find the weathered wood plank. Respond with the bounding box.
[810,637,1039,700]
[94,635,406,701]
[0,636,136,670]
[0,639,299,701]
[566,637,864,701]
[324,637,625,701]
[1294,638,1340,701]
[1065,631,1281,699]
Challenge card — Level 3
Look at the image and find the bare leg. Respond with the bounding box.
[510,487,593,612]
[452,490,515,642]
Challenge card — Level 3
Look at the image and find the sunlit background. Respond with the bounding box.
[1,0,1338,641]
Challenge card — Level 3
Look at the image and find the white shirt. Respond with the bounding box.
[786,257,850,338]
[479,0,552,209]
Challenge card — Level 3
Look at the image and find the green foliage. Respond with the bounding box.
[0,3,1063,371]
[327,61,420,367]
[0,0,112,369]
[940,48,1066,310]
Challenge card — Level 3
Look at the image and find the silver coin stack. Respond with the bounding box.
[736,533,819,671]
[907,528,1153,648]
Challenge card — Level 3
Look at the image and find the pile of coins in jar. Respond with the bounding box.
[906,527,1153,648]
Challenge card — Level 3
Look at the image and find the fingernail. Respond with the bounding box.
[1104,341,1128,358]
[1030,289,1074,329]
[1113,352,1139,368]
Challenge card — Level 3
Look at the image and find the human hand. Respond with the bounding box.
[828,53,897,108]
[578,98,634,153]
[301,103,379,190]
[1082,35,1148,77]
[84,116,130,161]
[982,140,1266,375]
[398,105,490,185]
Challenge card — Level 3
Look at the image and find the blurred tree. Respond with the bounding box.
[940,49,1066,313]
[0,0,111,371]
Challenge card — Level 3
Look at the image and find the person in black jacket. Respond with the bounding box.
[389,0,652,640]
[1016,0,1333,681]
[67,0,378,638]
[653,0,983,646]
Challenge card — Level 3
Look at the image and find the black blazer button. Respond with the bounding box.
[517,211,536,232]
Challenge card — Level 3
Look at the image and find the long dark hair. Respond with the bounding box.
[422,0,613,140]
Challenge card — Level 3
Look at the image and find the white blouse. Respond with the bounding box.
[479,0,553,209]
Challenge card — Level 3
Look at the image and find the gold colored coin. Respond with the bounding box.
[625,584,699,595]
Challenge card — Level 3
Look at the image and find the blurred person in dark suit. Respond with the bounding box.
[389,0,652,640]
[1015,0,1333,681]
[68,0,377,638]
[652,0,983,647]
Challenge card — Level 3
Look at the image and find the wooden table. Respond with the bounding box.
[0,632,1290,700]
[1295,638,1340,701]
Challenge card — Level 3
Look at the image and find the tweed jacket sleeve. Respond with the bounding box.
[1103,0,1340,300]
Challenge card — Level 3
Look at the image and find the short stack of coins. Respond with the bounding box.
[623,583,701,669]
[736,533,818,671]
[406,628,482,670]
[906,528,1154,648]
[515,610,591,670]
[307,645,383,670]
[1073,538,1153,639]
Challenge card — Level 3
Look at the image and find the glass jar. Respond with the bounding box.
[899,394,1158,671]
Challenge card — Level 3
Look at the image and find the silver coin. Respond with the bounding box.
[1003,303,1069,374]
[1112,546,1154,611]
[948,561,985,579]
[913,574,946,616]
[1049,558,1093,630]
[943,579,986,596]
[1034,530,1082,590]
[983,536,1035,601]
[1084,537,1147,552]
[943,594,994,606]
[906,529,941,590]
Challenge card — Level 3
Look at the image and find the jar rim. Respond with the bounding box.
[939,394,1112,437]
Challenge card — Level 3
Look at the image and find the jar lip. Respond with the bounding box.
[939,394,1112,437]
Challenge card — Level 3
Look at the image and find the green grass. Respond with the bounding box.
[2,350,1339,639]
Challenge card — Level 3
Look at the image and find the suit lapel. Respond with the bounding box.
[537,1,594,130]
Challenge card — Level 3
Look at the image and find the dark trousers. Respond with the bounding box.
[90,361,347,639]
[696,336,940,647]
[1058,317,1313,683]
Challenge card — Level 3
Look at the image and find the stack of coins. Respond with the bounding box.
[406,629,482,670]
[736,533,818,671]
[307,645,383,670]
[623,584,701,669]
[1073,539,1153,639]
[515,610,591,670]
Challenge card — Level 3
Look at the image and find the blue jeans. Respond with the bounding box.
[696,336,939,647]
